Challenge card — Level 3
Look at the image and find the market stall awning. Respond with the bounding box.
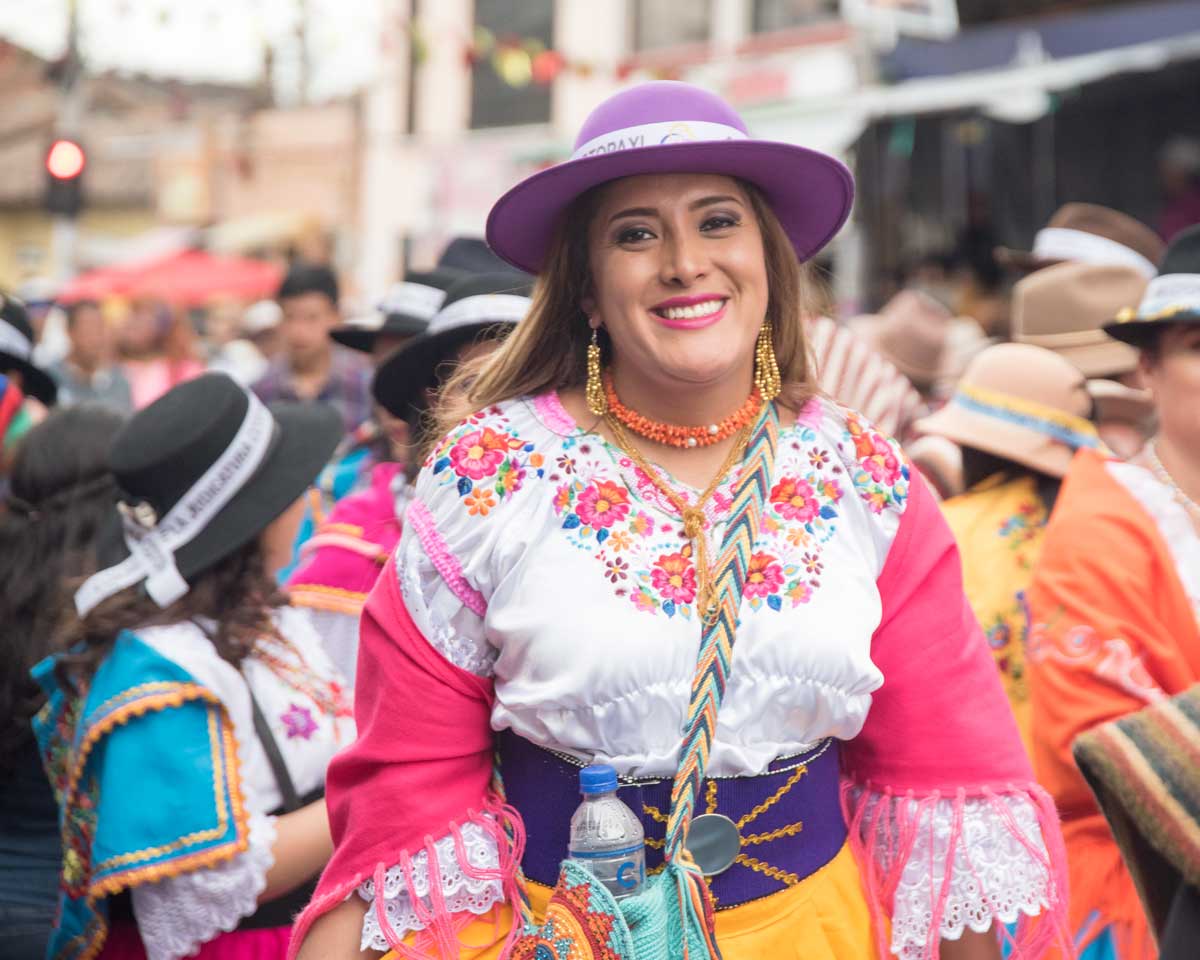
[58,249,283,306]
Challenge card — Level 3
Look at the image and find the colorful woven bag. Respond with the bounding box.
[510,402,780,960]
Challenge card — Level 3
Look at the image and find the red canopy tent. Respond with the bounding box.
[58,250,283,306]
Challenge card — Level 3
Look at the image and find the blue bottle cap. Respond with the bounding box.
[579,764,618,795]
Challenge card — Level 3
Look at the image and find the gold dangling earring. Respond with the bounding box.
[586,326,607,416]
[754,321,782,402]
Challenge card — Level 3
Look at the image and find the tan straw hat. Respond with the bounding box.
[850,290,949,388]
[1011,261,1147,378]
[915,342,1101,479]
[995,202,1163,278]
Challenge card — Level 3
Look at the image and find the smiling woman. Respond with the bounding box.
[292,82,1070,960]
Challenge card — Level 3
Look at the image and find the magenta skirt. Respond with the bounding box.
[100,922,291,959]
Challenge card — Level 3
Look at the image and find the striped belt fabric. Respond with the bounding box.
[497,731,846,909]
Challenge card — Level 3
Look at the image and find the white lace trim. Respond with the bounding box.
[396,528,497,678]
[1108,460,1200,621]
[131,812,277,960]
[859,791,1052,959]
[356,820,504,952]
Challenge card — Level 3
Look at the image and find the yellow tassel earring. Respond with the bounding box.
[754,321,782,402]
[586,326,607,416]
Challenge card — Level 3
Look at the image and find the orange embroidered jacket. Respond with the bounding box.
[1028,449,1200,959]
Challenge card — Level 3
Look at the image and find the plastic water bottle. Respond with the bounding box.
[567,764,646,901]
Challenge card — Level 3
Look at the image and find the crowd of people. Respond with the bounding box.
[0,80,1197,960]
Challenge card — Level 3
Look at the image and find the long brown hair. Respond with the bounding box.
[55,538,285,692]
[434,178,818,444]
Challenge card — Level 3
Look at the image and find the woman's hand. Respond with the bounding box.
[295,896,381,960]
[939,929,1003,960]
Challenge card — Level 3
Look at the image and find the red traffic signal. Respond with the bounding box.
[46,138,86,180]
[44,138,86,217]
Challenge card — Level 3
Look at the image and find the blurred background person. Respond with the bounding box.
[0,404,124,960]
[252,262,370,437]
[288,271,532,682]
[242,299,285,366]
[1158,137,1200,241]
[203,296,269,386]
[46,300,132,411]
[917,342,1104,753]
[116,298,204,409]
[1012,262,1154,459]
[0,293,58,413]
[1026,225,1200,960]
[38,374,347,960]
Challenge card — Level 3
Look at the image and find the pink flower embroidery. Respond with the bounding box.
[449,427,513,480]
[629,512,655,537]
[861,437,902,486]
[281,704,318,740]
[576,480,630,529]
[769,477,819,523]
[744,552,784,600]
[553,484,572,513]
[650,551,697,604]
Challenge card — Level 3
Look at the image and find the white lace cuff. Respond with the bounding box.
[356,820,505,952]
[131,812,277,960]
[854,789,1053,959]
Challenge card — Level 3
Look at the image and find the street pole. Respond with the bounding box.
[51,0,84,282]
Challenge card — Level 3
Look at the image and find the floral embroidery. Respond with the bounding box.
[428,408,545,513]
[61,776,99,897]
[281,703,319,740]
[844,411,910,513]
[650,549,698,604]
[576,480,631,530]
[536,403,907,619]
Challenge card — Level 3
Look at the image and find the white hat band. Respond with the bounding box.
[571,120,747,161]
[379,281,448,321]
[75,390,276,617]
[1032,227,1158,280]
[430,294,531,335]
[0,322,33,361]
[1136,273,1200,318]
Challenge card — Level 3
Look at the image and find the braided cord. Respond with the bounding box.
[664,402,779,862]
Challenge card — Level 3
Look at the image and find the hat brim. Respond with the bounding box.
[486,140,853,274]
[916,404,1076,479]
[331,315,428,352]
[373,322,513,420]
[0,352,57,406]
[993,246,1062,274]
[97,400,341,585]
[1102,310,1200,347]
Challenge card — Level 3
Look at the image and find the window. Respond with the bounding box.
[751,0,838,32]
[470,0,554,130]
[632,0,710,51]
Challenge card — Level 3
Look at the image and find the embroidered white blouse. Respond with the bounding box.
[358,393,1058,958]
[131,606,354,960]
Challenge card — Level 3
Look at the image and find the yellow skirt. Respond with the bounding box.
[384,842,878,959]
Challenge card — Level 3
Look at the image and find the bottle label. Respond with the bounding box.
[616,859,644,889]
[566,842,644,860]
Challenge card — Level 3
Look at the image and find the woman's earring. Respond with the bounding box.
[754,321,782,402]
[586,326,607,416]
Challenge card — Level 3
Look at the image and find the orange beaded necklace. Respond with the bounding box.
[603,372,762,449]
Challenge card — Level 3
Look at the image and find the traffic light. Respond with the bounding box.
[44,138,86,217]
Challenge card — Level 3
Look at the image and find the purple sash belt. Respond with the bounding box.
[497,730,846,909]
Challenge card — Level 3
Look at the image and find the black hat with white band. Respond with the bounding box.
[330,268,464,352]
[75,373,340,617]
[372,271,533,421]
[0,292,57,406]
[1104,224,1200,347]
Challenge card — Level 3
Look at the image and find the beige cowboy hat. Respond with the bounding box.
[915,342,1101,479]
[848,290,950,388]
[1011,261,1148,378]
[995,202,1164,278]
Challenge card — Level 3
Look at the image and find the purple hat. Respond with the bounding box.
[485,81,854,275]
